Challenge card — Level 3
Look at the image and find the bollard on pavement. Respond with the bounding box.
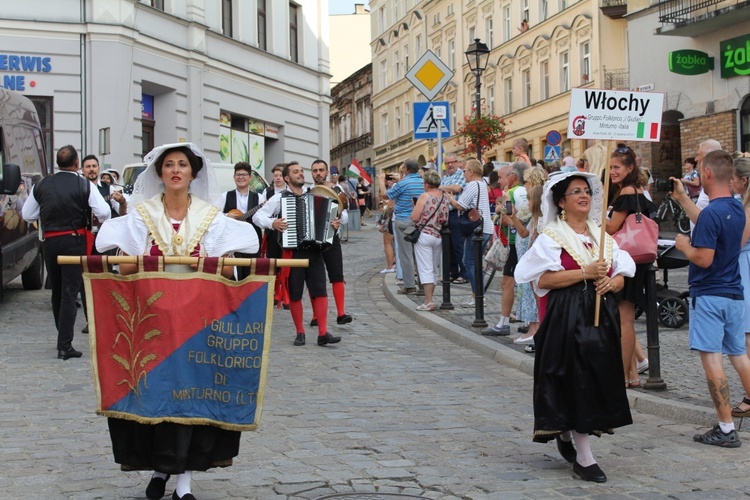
[440,224,454,310]
[644,265,667,390]
[471,226,487,328]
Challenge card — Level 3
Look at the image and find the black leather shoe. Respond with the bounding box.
[146,474,170,499]
[317,332,341,346]
[573,461,607,483]
[294,333,306,346]
[310,318,318,327]
[82,325,89,334]
[58,347,82,360]
[336,314,353,324]
[172,492,196,500]
[556,436,576,463]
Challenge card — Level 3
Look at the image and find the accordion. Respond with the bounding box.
[280,192,338,249]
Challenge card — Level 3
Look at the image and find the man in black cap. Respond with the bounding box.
[22,145,112,359]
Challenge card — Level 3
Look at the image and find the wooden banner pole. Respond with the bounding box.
[58,256,309,268]
[593,141,614,327]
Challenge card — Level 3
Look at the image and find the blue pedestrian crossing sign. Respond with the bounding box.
[413,102,451,140]
[544,145,561,162]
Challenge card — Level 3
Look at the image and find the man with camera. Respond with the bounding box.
[378,159,424,295]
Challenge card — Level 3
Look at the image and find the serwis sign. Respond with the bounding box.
[720,34,750,78]
[568,88,664,142]
[669,50,714,75]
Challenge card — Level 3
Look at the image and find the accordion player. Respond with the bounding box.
[280,190,340,249]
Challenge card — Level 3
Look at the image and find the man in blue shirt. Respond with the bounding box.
[378,159,425,294]
[675,150,750,448]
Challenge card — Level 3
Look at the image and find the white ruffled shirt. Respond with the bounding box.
[96,195,258,257]
[515,232,635,297]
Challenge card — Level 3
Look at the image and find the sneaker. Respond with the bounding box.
[514,335,535,345]
[416,302,436,311]
[461,298,475,308]
[637,358,649,374]
[480,325,510,336]
[693,424,741,448]
[525,344,536,353]
[293,333,306,346]
[396,278,404,285]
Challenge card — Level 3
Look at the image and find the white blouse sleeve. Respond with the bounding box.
[611,239,636,278]
[203,215,259,256]
[514,233,564,297]
[95,211,149,256]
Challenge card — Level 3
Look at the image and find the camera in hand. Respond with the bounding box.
[655,179,674,193]
[505,200,513,214]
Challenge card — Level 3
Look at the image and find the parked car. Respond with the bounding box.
[0,88,50,302]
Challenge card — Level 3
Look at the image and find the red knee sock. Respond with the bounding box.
[332,281,346,317]
[311,296,329,335]
[289,300,304,334]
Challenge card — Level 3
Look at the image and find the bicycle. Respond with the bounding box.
[654,193,690,235]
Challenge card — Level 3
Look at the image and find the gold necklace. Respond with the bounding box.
[162,194,191,254]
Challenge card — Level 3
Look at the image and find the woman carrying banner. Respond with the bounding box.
[96,143,259,500]
[515,171,635,483]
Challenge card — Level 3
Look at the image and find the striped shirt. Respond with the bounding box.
[440,169,466,210]
[387,173,425,220]
[458,180,493,234]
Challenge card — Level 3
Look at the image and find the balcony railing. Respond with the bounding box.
[603,67,629,91]
[658,0,734,24]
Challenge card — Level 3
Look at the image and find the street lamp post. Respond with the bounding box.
[465,38,491,161]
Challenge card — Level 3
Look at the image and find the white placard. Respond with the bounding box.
[568,88,665,142]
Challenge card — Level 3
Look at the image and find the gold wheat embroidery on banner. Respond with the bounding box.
[110,290,163,396]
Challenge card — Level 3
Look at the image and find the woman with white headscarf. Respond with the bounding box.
[96,143,258,500]
[515,171,635,484]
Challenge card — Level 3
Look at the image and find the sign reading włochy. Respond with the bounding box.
[568,88,665,142]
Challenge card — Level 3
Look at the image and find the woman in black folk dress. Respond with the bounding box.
[515,172,635,483]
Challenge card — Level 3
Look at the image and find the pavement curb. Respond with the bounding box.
[381,273,720,429]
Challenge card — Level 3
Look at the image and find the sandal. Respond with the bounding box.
[732,397,750,417]
[451,277,469,284]
[627,379,642,388]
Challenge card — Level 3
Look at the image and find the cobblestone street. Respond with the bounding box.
[2,225,750,498]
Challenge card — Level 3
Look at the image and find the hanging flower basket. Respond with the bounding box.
[454,107,510,159]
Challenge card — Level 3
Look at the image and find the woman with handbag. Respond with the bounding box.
[605,144,657,388]
[445,159,494,307]
[410,169,449,311]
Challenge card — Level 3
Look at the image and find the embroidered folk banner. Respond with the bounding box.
[82,257,274,431]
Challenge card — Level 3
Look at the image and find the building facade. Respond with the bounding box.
[329,3,371,87]
[370,0,628,175]
[0,0,331,178]
[627,0,750,182]
[330,63,373,176]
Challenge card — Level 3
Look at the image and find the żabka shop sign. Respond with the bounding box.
[669,50,714,75]
[567,88,665,142]
[720,34,750,78]
[0,53,52,91]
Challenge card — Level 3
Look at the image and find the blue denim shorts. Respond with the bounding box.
[689,295,746,355]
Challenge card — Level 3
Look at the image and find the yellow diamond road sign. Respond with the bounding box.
[406,50,454,101]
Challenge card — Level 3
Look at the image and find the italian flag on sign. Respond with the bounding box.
[637,122,659,140]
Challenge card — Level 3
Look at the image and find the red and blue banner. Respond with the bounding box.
[82,257,274,431]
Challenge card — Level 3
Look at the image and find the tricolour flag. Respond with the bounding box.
[83,257,274,431]
[348,159,373,186]
[637,122,659,140]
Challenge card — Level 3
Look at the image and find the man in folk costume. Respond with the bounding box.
[212,161,263,280]
[253,162,342,347]
[308,159,352,326]
[21,145,112,359]
[260,163,289,260]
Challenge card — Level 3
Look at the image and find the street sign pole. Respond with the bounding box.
[436,105,442,173]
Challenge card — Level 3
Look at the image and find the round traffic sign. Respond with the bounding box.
[546,130,561,146]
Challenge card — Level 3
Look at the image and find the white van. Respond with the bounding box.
[0,88,50,301]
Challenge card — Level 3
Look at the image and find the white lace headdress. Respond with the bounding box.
[130,142,219,205]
